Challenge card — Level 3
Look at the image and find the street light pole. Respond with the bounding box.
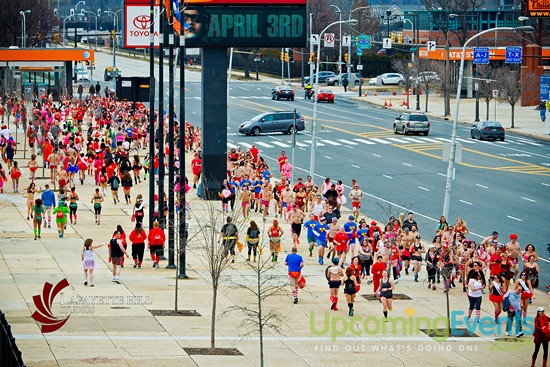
[105,10,121,67]
[62,10,75,46]
[74,1,85,47]
[442,24,535,219]
[495,12,501,47]
[82,9,101,50]
[310,18,358,179]
[444,13,458,117]
[330,5,342,74]
[386,10,392,38]
[19,10,31,48]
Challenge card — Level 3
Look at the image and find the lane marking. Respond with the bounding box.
[386,137,410,143]
[370,138,393,144]
[383,174,393,179]
[270,141,290,147]
[321,140,340,146]
[521,197,536,202]
[351,164,360,169]
[255,142,272,147]
[324,155,332,160]
[353,138,375,145]
[372,153,381,157]
[417,186,429,191]
[227,142,238,149]
[403,163,413,167]
[238,142,252,148]
[542,183,550,187]
[437,173,446,177]
[304,139,325,146]
[507,215,523,222]
[476,184,488,189]
[459,200,473,205]
[338,139,357,145]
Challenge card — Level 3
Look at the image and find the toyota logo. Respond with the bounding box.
[133,15,151,30]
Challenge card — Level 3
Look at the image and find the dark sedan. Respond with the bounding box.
[471,120,505,141]
[271,86,294,101]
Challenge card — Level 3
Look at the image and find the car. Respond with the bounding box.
[471,120,505,141]
[104,66,121,81]
[368,77,377,85]
[303,71,336,85]
[239,111,305,136]
[316,89,334,103]
[393,112,430,135]
[272,85,294,101]
[379,73,405,85]
[75,67,90,82]
[325,73,363,86]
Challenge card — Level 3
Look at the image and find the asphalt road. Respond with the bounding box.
[93,53,550,288]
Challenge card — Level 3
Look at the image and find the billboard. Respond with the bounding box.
[124,4,161,48]
[526,0,550,17]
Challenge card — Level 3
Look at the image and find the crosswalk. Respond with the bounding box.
[225,135,546,149]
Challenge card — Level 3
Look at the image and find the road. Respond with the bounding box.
[97,53,550,287]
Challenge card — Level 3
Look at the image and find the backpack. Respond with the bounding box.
[112,177,119,189]
[56,210,64,219]
[502,295,511,312]
[325,266,332,281]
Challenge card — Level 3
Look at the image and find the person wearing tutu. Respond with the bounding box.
[81,238,107,287]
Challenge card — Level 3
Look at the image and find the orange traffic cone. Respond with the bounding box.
[383,99,388,107]
[364,92,368,97]
[389,100,393,107]
[374,91,377,96]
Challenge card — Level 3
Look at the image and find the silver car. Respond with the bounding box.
[239,111,305,136]
[393,112,430,136]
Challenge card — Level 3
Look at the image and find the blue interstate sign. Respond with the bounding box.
[473,47,489,64]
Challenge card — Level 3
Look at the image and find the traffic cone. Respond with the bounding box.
[364,92,368,97]
[383,99,388,107]
[374,91,377,96]
[389,100,393,107]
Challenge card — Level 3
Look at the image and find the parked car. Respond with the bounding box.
[104,66,121,81]
[379,73,405,85]
[239,111,305,136]
[326,73,363,86]
[393,112,430,135]
[368,77,377,85]
[471,120,505,141]
[303,71,337,85]
[272,85,295,101]
[316,89,334,103]
[75,67,90,82]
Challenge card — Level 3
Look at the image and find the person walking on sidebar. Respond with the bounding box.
[342,76,349,93]
[540,101,547,122]
[532,307,550,367]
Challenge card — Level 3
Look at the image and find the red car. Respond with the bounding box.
[316,89,334,103]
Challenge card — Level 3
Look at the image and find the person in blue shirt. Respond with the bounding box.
[343,215,358,259]
[285,247,304,304]
[356,219,370,245]
[227,176,239,211]
[251,176,263,212]
[314,217,330,265]
[40,184,56,228]
[239,175,252,192]
[303,213,319,258]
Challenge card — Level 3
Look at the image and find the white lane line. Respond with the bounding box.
[542,183,550,187]
[304,140,325,146]
[401,137,421,143]
[324,155,332,160]
[417,137,441,143]
[351,164,360,169]
[476,184,488,189]
[239,142,252,148]
[417,186,429,191]
[255,142,272,148]
[403,163,413,167]
[372,153,381,157]
[383,174,393,179]
[295,142,309,147]
[299,147,306,151]
[437,173,446,177]
[507,215,523,222]
[459,200,473,205]
[455,137,476,144]
[227,142,238,149]
[322,140,341,146]
[338,139,358,145]
[370,138,393,144]
[521,197,536,203]
[270,141,290,147]
[434,137,452,142]
[353,138,376,145]
[516,139,543,146]
[386,137,410,143]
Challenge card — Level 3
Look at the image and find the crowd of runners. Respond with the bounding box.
[1,83,548,362]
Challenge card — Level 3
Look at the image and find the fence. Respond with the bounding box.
[0,311,26,367]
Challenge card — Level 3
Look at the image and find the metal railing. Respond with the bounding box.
[0,311,26,367]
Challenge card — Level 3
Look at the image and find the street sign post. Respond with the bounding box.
[427,41,436,52]
[505,46,522,64]
[473,47,490,64]
[324,33,335,48]
[342,35,351,47]
[311,34,320,45]
[383,38,391,49]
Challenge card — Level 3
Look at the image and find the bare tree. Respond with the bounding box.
[189,195,246,352]
[0,0,55,47]
[476,65,496,120]
[495,68,521,128]
[418,59,441,112]
[222,221,289,367]
[391,58,414,109]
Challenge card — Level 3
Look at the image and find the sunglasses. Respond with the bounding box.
[184,13,203,21]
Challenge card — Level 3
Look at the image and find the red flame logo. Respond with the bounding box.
[31,278,70,333]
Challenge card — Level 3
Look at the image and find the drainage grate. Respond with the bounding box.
[149,309,201,317]
[419,328,477,338]
[183,347,242,356]
[361,293,412,301]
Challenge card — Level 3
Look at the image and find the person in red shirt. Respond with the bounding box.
[248,144,259,163]
[334,227,349,267]
[277,150,287,174]
[129,222,148,268]
[489,246,503,277]
[42,140,53,168]
[191,152,202,189]
[293,178,306,193]
[371,255,387,296]
[148,221,166,268]
[532,307,550,367]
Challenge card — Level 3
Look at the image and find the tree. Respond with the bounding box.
[495,68,521,128]
[418,59,440,112]
[222,220,288,367]
[0,0,55,48]
[391,58,414,109]
[189,195,246,352]
[476,65,496,120]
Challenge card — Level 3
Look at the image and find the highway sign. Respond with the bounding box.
[311,34,319,45]
[383,38,391,49]
[540,75,550,101]
[505,46,522,64]
[356,48,363,56]
[357,65,363,70]
[473,47,490,64]
[342,35,351,47]
[357,35,371,50]
[324,33,335,47]
[427,41,436,52]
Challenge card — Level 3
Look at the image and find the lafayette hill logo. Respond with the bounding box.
[31,278,70,333]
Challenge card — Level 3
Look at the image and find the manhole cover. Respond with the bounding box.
[183,347,242,356]
[149,309,201,316]
[419,328,477,338]
[361,293,412,301]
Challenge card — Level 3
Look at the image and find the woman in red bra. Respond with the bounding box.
[268,219,284,262]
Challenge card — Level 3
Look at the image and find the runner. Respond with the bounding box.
[371,255,387,296]
[81,238,107,287]
[507,233,521,281]
[467,265,485,322]
[376,270,395,321]
[342,266,359,316]
[23,182,38,220]
[121,171,133,204]
[285,247,304,304]
[52,201,69,238]
[109,230,130,283]
[326,257,344,311]
[32,198,45,240]
[28,153,38,182]
[129,222,148,268]
[259,183,273,221]
[68,187,79,225]
[531,307,550,367]
[240,186,252,218]
[410,235,425,282]
[268,219,284,262]
[107,170,121,204]
[91,188,104,225]
[10,161,21,193]
[515,271,535,322]
[303,213,318,258]
[148,221,166,268]
[425,245,439,290]
[245,220,260,262]
[488,274,506,323]
[313,217,329,265]
[333,226,350,268]
[288,204,305,247]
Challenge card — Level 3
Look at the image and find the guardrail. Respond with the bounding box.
[0,311,26,367]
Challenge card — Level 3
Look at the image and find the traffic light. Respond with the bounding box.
[398,33,403,43]
[311,52,316,63]
[344,53,348,63]
[54,33,59,43]
[257,53,262,59]
[279,51,283,60]
[284,52,289,62]
[391,32,395,42]
[111,30,115,40]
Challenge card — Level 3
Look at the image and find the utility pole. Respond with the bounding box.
[148,0,156,230]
